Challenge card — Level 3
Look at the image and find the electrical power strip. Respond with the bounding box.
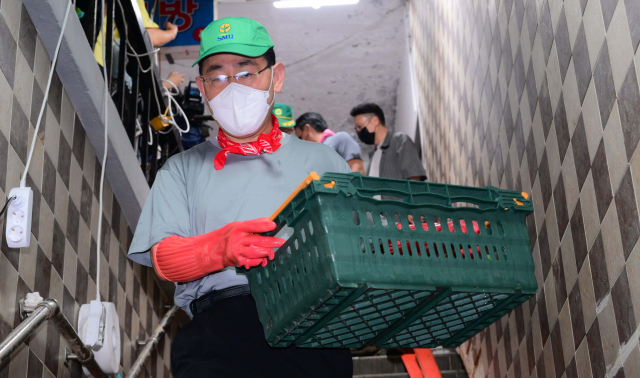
[5,187,33,248]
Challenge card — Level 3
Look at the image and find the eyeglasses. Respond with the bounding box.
[199,65,271,91]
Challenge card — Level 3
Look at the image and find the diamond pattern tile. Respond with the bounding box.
[593,41,617,127]
[0,4,173,377]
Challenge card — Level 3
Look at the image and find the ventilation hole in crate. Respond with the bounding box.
[295,264,301,281]
[447,218,455,232]
[493,246,500,261]
[394,213,402,229]
[459,244,465,259]
[270,288,276,304]
[434,217,442,232]
[359,237,366,253]
[415,241,422,257]
[468,245,474,260]
[278,254,284,265]
[369,238,374,254]
[308,220,314,235]
[442,243,448,258]
[485,221,493,235]
[302,259,307,274]
[450,243,457,258]
[301,228,306,243]
[378,239,385,254]
[421,216,429,231]
[472,220,480,234]
[314,246,319,260]
[476,245,482,260]
[502,246,508,261]
[407,215,416,230]
[388,240,395,255]
[277,281,282,296]
[366,211,375,226]
[485,246,491,260]
[290,272,295,288]
[257,272,262,285]
[433,243,439,257]
[272,260,277,271]
[406,241,413,256]
[287,246,292,256]
[380,213,389,227]
[397,240,404,255]
[497,221,505,236]
[265,267,270,278]
[294,239,299,250]
[264,293,269,308]
[460,220,468,234]
[352,210,360,226]
[424,242,431,257]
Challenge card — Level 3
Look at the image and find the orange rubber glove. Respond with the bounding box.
[152,218,285,282]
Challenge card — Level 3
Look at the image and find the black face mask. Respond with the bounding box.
[357,125,376,145]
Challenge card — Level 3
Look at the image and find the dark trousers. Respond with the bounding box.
[171,295,353,378]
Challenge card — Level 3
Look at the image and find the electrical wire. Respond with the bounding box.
[159,81,191,134]
[0,196,16,218]
[96,0,111,303]
[20,0,73,188]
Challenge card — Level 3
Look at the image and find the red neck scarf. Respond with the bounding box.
[214,115,283,170]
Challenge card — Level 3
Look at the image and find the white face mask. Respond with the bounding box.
[208,69,275,138]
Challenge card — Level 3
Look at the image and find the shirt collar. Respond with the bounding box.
[378,131,392,149]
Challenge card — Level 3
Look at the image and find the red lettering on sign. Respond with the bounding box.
[193,26,204,42]
[160,0,200,32]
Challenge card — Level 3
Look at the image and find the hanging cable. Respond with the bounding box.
[96,0,112,302]
[0,196,16,218]
[20,0,73,188]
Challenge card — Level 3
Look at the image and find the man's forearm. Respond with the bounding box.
[147,28,178,47]
[348,159,365,175]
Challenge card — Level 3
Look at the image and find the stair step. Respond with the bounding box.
[352,355,407,375]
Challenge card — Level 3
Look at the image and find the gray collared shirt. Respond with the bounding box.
[366,131,426,180]
[128,133,351,317]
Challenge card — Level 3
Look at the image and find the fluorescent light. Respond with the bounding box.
[273,0,359,9]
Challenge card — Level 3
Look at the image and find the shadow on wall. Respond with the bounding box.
[409,0,640,377]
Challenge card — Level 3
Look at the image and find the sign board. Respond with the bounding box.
[144,0,214,46]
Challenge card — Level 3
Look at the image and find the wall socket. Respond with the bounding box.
[5,187,33,248]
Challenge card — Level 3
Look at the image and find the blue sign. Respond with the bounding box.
[145,0,214,46]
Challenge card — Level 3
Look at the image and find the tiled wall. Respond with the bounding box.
[0,0,176,377]
[410,0,640,377]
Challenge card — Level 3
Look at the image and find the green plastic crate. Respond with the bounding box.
[238,172,537,349]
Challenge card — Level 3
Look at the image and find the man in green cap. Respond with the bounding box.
[273,103,296,134]
[128,17,352,378]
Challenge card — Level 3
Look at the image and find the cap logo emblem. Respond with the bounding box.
[219,23,231,33]
[275,109,283,115]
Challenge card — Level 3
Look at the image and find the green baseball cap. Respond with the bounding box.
[273,103,295,128]
[192,17,275,67]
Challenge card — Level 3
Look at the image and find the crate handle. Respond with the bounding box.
[353,190,502,211]
[269,172,320,221]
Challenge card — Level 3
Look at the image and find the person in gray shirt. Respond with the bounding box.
[351,103,426,181]
[128,17,352,378]
[294,112,365,174]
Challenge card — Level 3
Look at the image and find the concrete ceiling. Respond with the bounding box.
[218,0,408,135]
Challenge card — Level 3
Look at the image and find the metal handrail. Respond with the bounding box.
[127,304,179,378]
[0,299,108,378]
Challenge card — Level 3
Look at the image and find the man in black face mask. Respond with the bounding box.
[351,103,426,181]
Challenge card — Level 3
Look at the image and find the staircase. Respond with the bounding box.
[352,348,469,378]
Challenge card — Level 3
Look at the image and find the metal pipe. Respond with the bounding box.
[0,299,108,378]
[0,301,53,363]
[127,305,179,378]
